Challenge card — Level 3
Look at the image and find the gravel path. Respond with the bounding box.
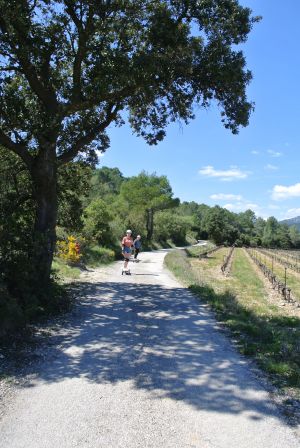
[0,250,299,448]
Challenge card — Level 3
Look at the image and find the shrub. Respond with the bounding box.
[56,235,82,264]
[83,199,113,246]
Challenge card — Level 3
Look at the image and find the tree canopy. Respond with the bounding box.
[0,0,259,166]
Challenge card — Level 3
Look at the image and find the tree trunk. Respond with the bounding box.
[31,149,58,285]
[146,208,154,241]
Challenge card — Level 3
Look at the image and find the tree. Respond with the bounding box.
[277,224,292,249]
[89,167,125,203]
[262,217,280,248]
[120,172,178,240]
[253,217,266,246]
[57,163,92,232]
[154,210,192,245]
[202,206,240,245]
[0,0,259,283]
[289,225,300,248]
[236,209,256,245]
[0,147,33,266]
[83,198,112,246]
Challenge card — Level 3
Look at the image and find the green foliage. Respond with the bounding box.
[289,226,300,248]
[0,147,35,296]
[57,163,92,232]
[82,245,115,267]
[52,258,82,281]
[118,171,179,240]
[0,148,89,335]
[0,0,257,157]
[89,167,125,203]
[262,217,293,248]
[154,210,193,245]
[202,206,239,245]
[0,283,24,337]
[119,171,177,211]
[83,198,112,246]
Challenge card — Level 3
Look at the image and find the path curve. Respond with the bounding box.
[0,251,299,448]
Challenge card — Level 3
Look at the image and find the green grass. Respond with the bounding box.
[165,248,300,395]
[52,258,81,280]
[52,245,115,280]
[190,246,230,272]
[82,245,115,267]
[185,242,215,258]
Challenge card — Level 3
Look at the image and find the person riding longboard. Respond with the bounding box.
[133,235,142,262]
[121,229,133,275]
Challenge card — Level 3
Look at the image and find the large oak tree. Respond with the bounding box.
[0,0,259,283]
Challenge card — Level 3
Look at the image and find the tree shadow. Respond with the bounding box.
[16,281,298,427]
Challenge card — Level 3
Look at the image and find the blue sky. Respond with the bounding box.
[100,0,300,221]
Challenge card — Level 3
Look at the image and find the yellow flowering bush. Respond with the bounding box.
[56,236,82,264]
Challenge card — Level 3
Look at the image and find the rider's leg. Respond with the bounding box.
[124,253,130,269]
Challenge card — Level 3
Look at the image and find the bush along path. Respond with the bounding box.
[0,250,299,448]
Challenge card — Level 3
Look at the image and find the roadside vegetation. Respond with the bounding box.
[165,248,300,397]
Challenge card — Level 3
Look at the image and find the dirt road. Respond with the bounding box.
[0,250,299,447]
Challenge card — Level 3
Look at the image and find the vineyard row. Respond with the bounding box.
[246,249,296,304]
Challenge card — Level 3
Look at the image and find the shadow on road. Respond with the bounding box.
[19,281,294,426]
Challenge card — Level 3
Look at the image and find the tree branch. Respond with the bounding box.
[63,85,134,116]
[0,16,58,112]
[64,1,83,31]
[0,128,33,169]
[0,65,22,72]
[64,1,95,103]
[58,104,120,164]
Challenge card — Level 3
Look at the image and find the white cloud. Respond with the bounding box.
[95,150,105,158]
[210,193,243,201]
[199,165,249,181]
[264,164,278,171]
[223,202,260,212]
[271,182,300,200]
[251,150,259,155]
[267,149,283,158]
[284,208,300,219]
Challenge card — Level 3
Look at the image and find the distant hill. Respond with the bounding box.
[280,216,300,231]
